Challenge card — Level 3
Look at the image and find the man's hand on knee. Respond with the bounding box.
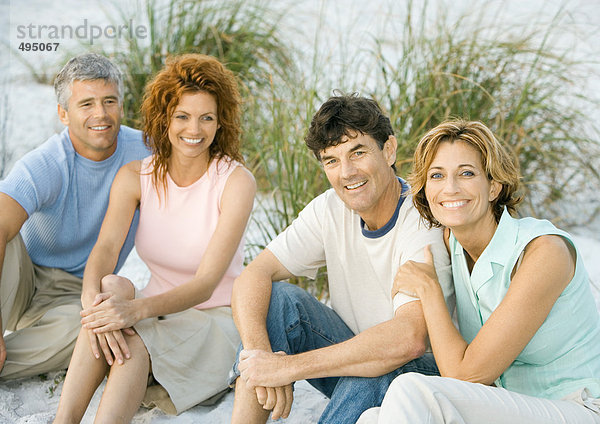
[239,349,293,387]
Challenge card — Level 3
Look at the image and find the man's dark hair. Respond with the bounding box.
[305,93,395,169]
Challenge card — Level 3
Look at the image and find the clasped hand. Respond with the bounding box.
[81,292,138,333]
[392,245,440,299]
[238,349,292,388]
[81,292,137,366]
[239,350,293,420]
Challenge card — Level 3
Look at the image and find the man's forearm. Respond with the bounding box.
[293,319,426,380]
[231,273,273,351]
[239,310,428,390]
[232,248,295,353]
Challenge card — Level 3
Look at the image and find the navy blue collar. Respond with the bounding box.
[361,178,408,239]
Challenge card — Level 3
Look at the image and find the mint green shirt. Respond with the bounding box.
[450,209,600,399]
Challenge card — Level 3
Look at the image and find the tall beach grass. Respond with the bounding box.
[11,0,600,297]
[242,1,600,296]
[369,2,600,225]
[99,0,296,129]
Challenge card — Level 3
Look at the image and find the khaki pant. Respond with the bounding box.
[1,235,82,379]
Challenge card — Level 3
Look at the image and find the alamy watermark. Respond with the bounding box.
[16,19,148,47]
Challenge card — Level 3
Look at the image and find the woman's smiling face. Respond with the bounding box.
[167,91,219,161]
[425,140,501,232]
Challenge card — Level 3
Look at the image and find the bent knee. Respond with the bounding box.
[125,331,149,356]
[270,281,312,308]
[271,281,304,297]
[388,372,440,397]
[29,304,83,350]
[100,274,135,299]
[44,303,83,332]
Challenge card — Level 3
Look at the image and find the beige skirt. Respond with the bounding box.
[134,306,240,414]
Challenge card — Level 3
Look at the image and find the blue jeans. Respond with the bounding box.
[231,282,440,423]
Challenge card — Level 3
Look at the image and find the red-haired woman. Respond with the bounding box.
[55,54,256,422]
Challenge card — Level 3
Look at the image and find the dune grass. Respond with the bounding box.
[11,0,600,297]
[100,0,296,130]
[368,1,600,225]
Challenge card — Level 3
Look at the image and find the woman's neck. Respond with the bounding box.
[167,154,211,187]
[451,213,498,272]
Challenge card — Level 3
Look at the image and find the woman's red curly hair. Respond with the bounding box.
[141,54,243,197]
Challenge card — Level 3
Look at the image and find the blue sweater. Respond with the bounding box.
[0,125,150,277]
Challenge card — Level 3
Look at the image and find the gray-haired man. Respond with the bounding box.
[0,53,149,379]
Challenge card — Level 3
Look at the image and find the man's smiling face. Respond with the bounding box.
[58,79,123,161]
[320,131,398,222]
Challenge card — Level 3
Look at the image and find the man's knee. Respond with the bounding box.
[100,274,134,299]
[43,303,83,339]
[267,282,307,326]
[270,281,309,304]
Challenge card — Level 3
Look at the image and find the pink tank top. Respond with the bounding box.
[135,155,244,309]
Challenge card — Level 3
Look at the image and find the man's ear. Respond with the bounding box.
[384,135,398,167]
[57,104,69,126]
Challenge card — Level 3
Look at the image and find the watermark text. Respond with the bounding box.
[16,19,147,45]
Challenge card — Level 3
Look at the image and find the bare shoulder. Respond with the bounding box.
[226,165,257,193]
[525,234,574,262]
[110,160,142,202]
[220,165,256,213]
[122,159,143,174]
[520,234,575,286]
[114,160,142,183]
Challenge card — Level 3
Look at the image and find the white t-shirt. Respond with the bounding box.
[267,184,454,335]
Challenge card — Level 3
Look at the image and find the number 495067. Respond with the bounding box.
[18,42,60,52]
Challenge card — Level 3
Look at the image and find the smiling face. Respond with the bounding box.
[57,79,123,161]
[425,140,501,234]
[167,91,219,164]
[320,131,398,228]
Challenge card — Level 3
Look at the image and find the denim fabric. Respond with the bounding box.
[231,282,439,423]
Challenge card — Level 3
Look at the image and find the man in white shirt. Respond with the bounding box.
[230,94,454,423]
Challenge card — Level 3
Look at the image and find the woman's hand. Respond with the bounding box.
[87,328,134,365]
[81,292,140,333]
[391,245,441,299]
